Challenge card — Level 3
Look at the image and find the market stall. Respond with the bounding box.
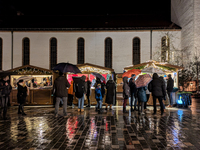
[123,60,184,106]
[69,63,114,105]
[7,65,54,105]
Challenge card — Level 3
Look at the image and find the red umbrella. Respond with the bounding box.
[135,74,152,88]
[122,69,141,78]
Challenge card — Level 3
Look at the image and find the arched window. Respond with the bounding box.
[161,36,170,62]
[77,38,84,64]
[0,38,2,70]
[105,37,112,68]
[133,37,140,65]
[50,38,57,69]
[22,38,30,65]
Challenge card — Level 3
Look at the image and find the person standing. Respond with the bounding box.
[159,76,167,112]
[86,77,91,107]
[129,74,137,111]
[74,75,86,112]
[53,72,70,118]
[95,84,103,113]
[148,73,166,115]
[17,80,29,116]
[167,74,174,107]
[137,86,147,115]
[68,80,74,107]
[0,78,12,120]
[144,84,151,113]
[105,76,116,110]
[123,77,130,113]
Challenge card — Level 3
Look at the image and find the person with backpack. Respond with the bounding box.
[95,84,103,113]
[73,75,86,112]
[53,72,70,118]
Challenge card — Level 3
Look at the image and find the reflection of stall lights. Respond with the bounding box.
[177,96,183,104]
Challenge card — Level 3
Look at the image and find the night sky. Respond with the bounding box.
[0,0,171,28]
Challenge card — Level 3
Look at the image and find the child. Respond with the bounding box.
[95,84,103,113]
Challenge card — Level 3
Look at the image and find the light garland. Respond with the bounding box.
[79,66,111,74]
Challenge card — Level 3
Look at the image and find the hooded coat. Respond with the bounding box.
[53,76,70,97]
[167,77,174,92]
[105,79,116,104]
[137,86,147,102]
[148,73,166,97]
[123,77,130,99]
[17,82,27,104]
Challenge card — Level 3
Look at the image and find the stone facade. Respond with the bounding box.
[0,30,181,73]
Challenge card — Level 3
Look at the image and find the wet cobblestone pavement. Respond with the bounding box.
[0,99,200,150]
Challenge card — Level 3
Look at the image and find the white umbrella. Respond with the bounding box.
[16,76,34,82]
[141,67,165,75]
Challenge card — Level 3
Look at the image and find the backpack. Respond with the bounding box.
[75,81,84,98]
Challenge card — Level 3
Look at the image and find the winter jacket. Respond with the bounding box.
[148,73,166,97]
[95,87,102,100]
[123,77,130,99]
[105,80,116,104]
[129,78,137,95]
[68,81,74,95]
[17,82,27,104]
[137,86,147,102]
[167,77,174,92]
[86,80,91,96]
[73,76,87,98]
[53,76,70,97]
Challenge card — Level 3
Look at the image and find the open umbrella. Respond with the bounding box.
[141,67,165,75]
[122,69,141,78]
[135,74,152,88]
[16,76,34,82]
[91,72,105,81]
[52,62,81,74]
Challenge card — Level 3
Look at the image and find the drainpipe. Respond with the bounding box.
[11,29,13,69]
[150,30,152,60]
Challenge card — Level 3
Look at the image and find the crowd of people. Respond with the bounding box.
[0,71,174,120]
[123,73,174,115]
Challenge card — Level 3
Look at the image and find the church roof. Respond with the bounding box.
[0,14,181,31]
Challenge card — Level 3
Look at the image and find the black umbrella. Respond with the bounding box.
[91,72,105,81]
[52,63,81,74]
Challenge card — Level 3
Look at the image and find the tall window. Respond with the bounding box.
[22,38,30,65]
[161,36,170,62]
[77,38,84,64]
[0,38,2,70]
[133,37,140,65]
[105,37,112,68]
[50,38,57,69]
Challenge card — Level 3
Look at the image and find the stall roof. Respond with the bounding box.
[124,60,184,72]
[76,63,114,74]
[7,65,53,75]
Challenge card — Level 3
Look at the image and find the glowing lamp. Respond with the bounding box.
[177,96,183,104]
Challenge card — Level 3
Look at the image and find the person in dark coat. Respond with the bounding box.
[159,76,166,111]
[123,77,130,113]
[0,78,12,120]
[95,84,103,113]
[53,72,70,118]
[148,73,166,115]
[17,80,29,116]
[129,74,137,111]
[137,86,147,115]
[105,76,116,110]
[166,74,174,107]
[86,77,91,107]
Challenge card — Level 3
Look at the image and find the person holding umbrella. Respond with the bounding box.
[86,77,91,107]
[53,72,70,118]
[148,73,166,115]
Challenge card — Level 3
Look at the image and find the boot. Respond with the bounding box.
[123,107,128,113]
[81,109,84,112]
[130,107,134,112]
[78,109,81,112]
[18,105,22,114]
[21,105,26,116]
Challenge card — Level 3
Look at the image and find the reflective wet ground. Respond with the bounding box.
[0,99,200,150]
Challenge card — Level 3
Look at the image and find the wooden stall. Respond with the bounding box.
[7,65,54,106]
[68,63,114,105]
[123,60,184,105]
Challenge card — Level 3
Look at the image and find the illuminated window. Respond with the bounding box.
[0,38,2,70]
[22,38,30,65]
[133,37,140,65]
[161,36,170,62]
[105,37,112,68]
[77,38,84,64]
[50,38,57,69]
